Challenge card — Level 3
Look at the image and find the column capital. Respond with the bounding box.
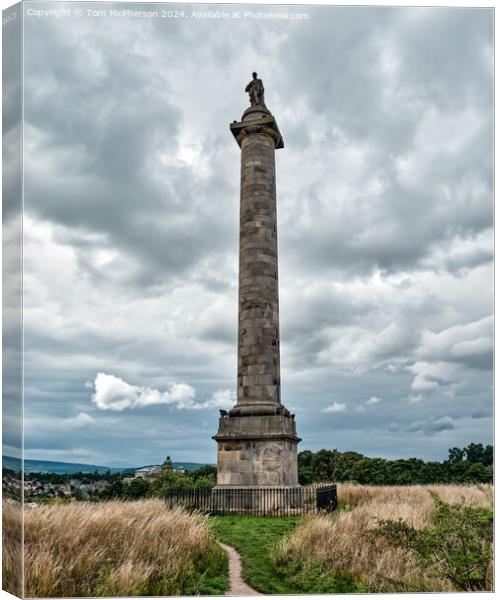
[230,114,284,149]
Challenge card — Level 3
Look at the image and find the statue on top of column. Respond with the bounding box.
[245,72,266,108]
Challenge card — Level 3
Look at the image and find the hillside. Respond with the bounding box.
[2,456,212,475]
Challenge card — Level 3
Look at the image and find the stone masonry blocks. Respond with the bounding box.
[214,104,300,495]
[214,416,300,487]
[236,131,281,411]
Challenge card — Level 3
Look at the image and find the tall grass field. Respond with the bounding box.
[3,484,493,596]
[5,499,227,597]
[275,483,493,593]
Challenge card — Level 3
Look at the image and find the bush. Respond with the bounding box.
[123,476,152,499]
[274,559,365,593]
[371,493,493,591]
[275,484,491,593]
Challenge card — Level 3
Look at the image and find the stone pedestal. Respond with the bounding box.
[214,415,299,486]
[213,91,301,501]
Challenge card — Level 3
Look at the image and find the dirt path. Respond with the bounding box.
[218,541,262,596]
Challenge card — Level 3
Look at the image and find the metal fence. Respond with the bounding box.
[164,484,337,516]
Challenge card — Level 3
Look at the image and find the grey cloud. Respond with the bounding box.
[406,416,455,434]
[18,4,493,466]
[471,410,492,420]
[274,8,492,278]
[24,16,239,289]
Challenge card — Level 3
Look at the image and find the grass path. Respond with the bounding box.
[217,541,261,596]
[211,516,301,594]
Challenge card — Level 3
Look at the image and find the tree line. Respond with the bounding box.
[298,443,493,485]
[104,465,217,500]
[20,465,217,501]
[18,442,493,500]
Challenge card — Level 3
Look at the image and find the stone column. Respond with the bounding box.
[213,97,301,492]
[231,105,285,417]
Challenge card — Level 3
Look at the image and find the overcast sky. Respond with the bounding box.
[15,2,493,467]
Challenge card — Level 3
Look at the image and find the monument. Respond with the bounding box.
[213,74,301,504]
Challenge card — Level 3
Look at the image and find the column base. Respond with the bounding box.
[213,414,300,487]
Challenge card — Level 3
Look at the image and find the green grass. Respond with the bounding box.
[211,515,363,594]
[184,540,229,596]
[211,516,299,593]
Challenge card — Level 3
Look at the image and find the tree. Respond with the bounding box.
[310,449,335,481]
[162,456,173,472]
[422,461,447,484]
[298,450,313,469]
[123,477,151,499]
[447,447,465,463]
[481,445,493,466]
[464,443,485,464]
[105,477,124,498]
[350,457,387,484]
[298,450,315,484]
[385,458,426,484]
[151,471,196,496]
[292,444,492,485]
[298,466,315,485]
[191,465,217,481]
[331,451,364,481]
[462,462,491,484]
[72,488,84,501]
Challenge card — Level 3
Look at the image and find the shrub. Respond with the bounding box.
[371,493,493,591]
[274,484,492,593]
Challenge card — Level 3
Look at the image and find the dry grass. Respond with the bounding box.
[21,499,226,597]
[275,484,493,592]
[2,500,23,596]
[338,482,493,521]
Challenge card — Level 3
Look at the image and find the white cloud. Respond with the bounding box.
[417,315,493,366]
[411,376,440,393]
[409,361,464,394]
[64,412,96,428]
[366,396,382,405]
[204,389,235,410]
[322,402,346,414]
[91,373,234,412]
[92,373,195,411]
[407,394,423,404]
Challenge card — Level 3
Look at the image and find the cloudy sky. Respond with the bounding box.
[14,2,494,467]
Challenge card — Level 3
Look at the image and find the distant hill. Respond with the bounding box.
[3,456,124,474]
[3,456,213,475]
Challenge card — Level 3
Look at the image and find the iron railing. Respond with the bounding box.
[164,483,337,516]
